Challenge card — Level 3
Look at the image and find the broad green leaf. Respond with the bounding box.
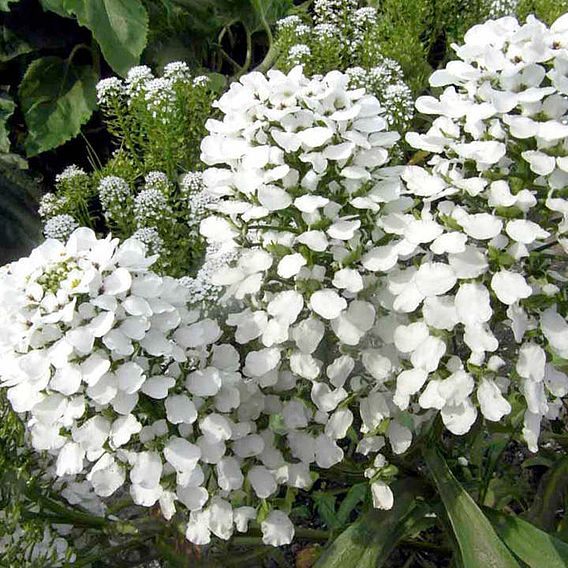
[0,26,33,62]
[63,0,148,76]
[0,0,19,12]
[335,483,368,527]
[485,508,568,568]
[424,447,520,568]
[19,56,98,157]
[39,0,70,17]
[248,0,293,33]
[0,95,15,153]
[314,480,425,568]
[527,457,568,532]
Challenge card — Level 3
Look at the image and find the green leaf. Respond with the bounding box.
[63,0,148,76]
[484,508,568,568]
[527,457,568,532]
[19,56,97,157]
[0,26,33,62]
[248,0,292,33]
[335,483,368,527]
[314,480,425,568]
[0,0,19,12]
[313,492,339,530]
[0,95,15,154]
[39,0,70,17]
[424,447,520,568]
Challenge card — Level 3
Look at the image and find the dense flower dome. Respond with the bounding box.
[0,229,298,546]
[200,65,416,506]
[402,14,568,448]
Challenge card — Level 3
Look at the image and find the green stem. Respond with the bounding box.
[255,41,281,73]
[71,539,143,567]
[218,47,244,73]
[35,494,108,529]
[400,539,452,555]
[237,28,253,78]
[533,239,559,253]
[234,527,330,545]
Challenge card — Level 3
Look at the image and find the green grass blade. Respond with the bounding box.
[314,479,425,568]
[485,508,568,568]
[424,447,520,568]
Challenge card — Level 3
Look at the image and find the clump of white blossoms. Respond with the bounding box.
[201,65,410,510]
[487,0,518,19]
[346,61,414,130]
[0,228,309,547]
[402,14,568,449]
[43,214,79,241]
[274,1,414,133]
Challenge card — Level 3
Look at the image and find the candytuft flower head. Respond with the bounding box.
[134,188,172,226]
[163,61,191,82]
[0,227,302,546]
[55,165,87,184]
[200,65,405,516]
[96,77,124,106]
[43,214,78,241]
[401,14,568,448]
[38,193,67,220]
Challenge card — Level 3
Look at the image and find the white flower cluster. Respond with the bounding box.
[346,62,414,129]
[314,0,357,30]
[163,61,192,82]
[98,176,131,212]
[144,171,170,193]
[287,44,312,66]
[179,244,238,311]
[125,65,155,98]
[96,77,124,106]
[132,227,165,255]
[39,193,67,220]
[180,171,204,194]
[201,66,407,509]
[400,15,568,448]
[275,4,413,132]
[134,188,172,227]
[144,78,177,122]
[43,215,79,241]
[98,175,133,230]
[55,165,87,184]
[181,174,219,230]
[0,229,303,546]
[487,0,518,19]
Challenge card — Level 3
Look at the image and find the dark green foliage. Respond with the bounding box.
[0,164,41,264]
[19,56,98,156]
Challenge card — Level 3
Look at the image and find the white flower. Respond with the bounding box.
[490,270,532,305]
[208,498,234,540]
[277,253,307,278]
[261,510,295,547]
[415,263,457,297]
[309,289,347,319]
[371,481,394,510]
[165,395,198,424]
[248,466,277,498]
[477,379,511,421]
[56,442,85,476]
[505,220,550,244]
